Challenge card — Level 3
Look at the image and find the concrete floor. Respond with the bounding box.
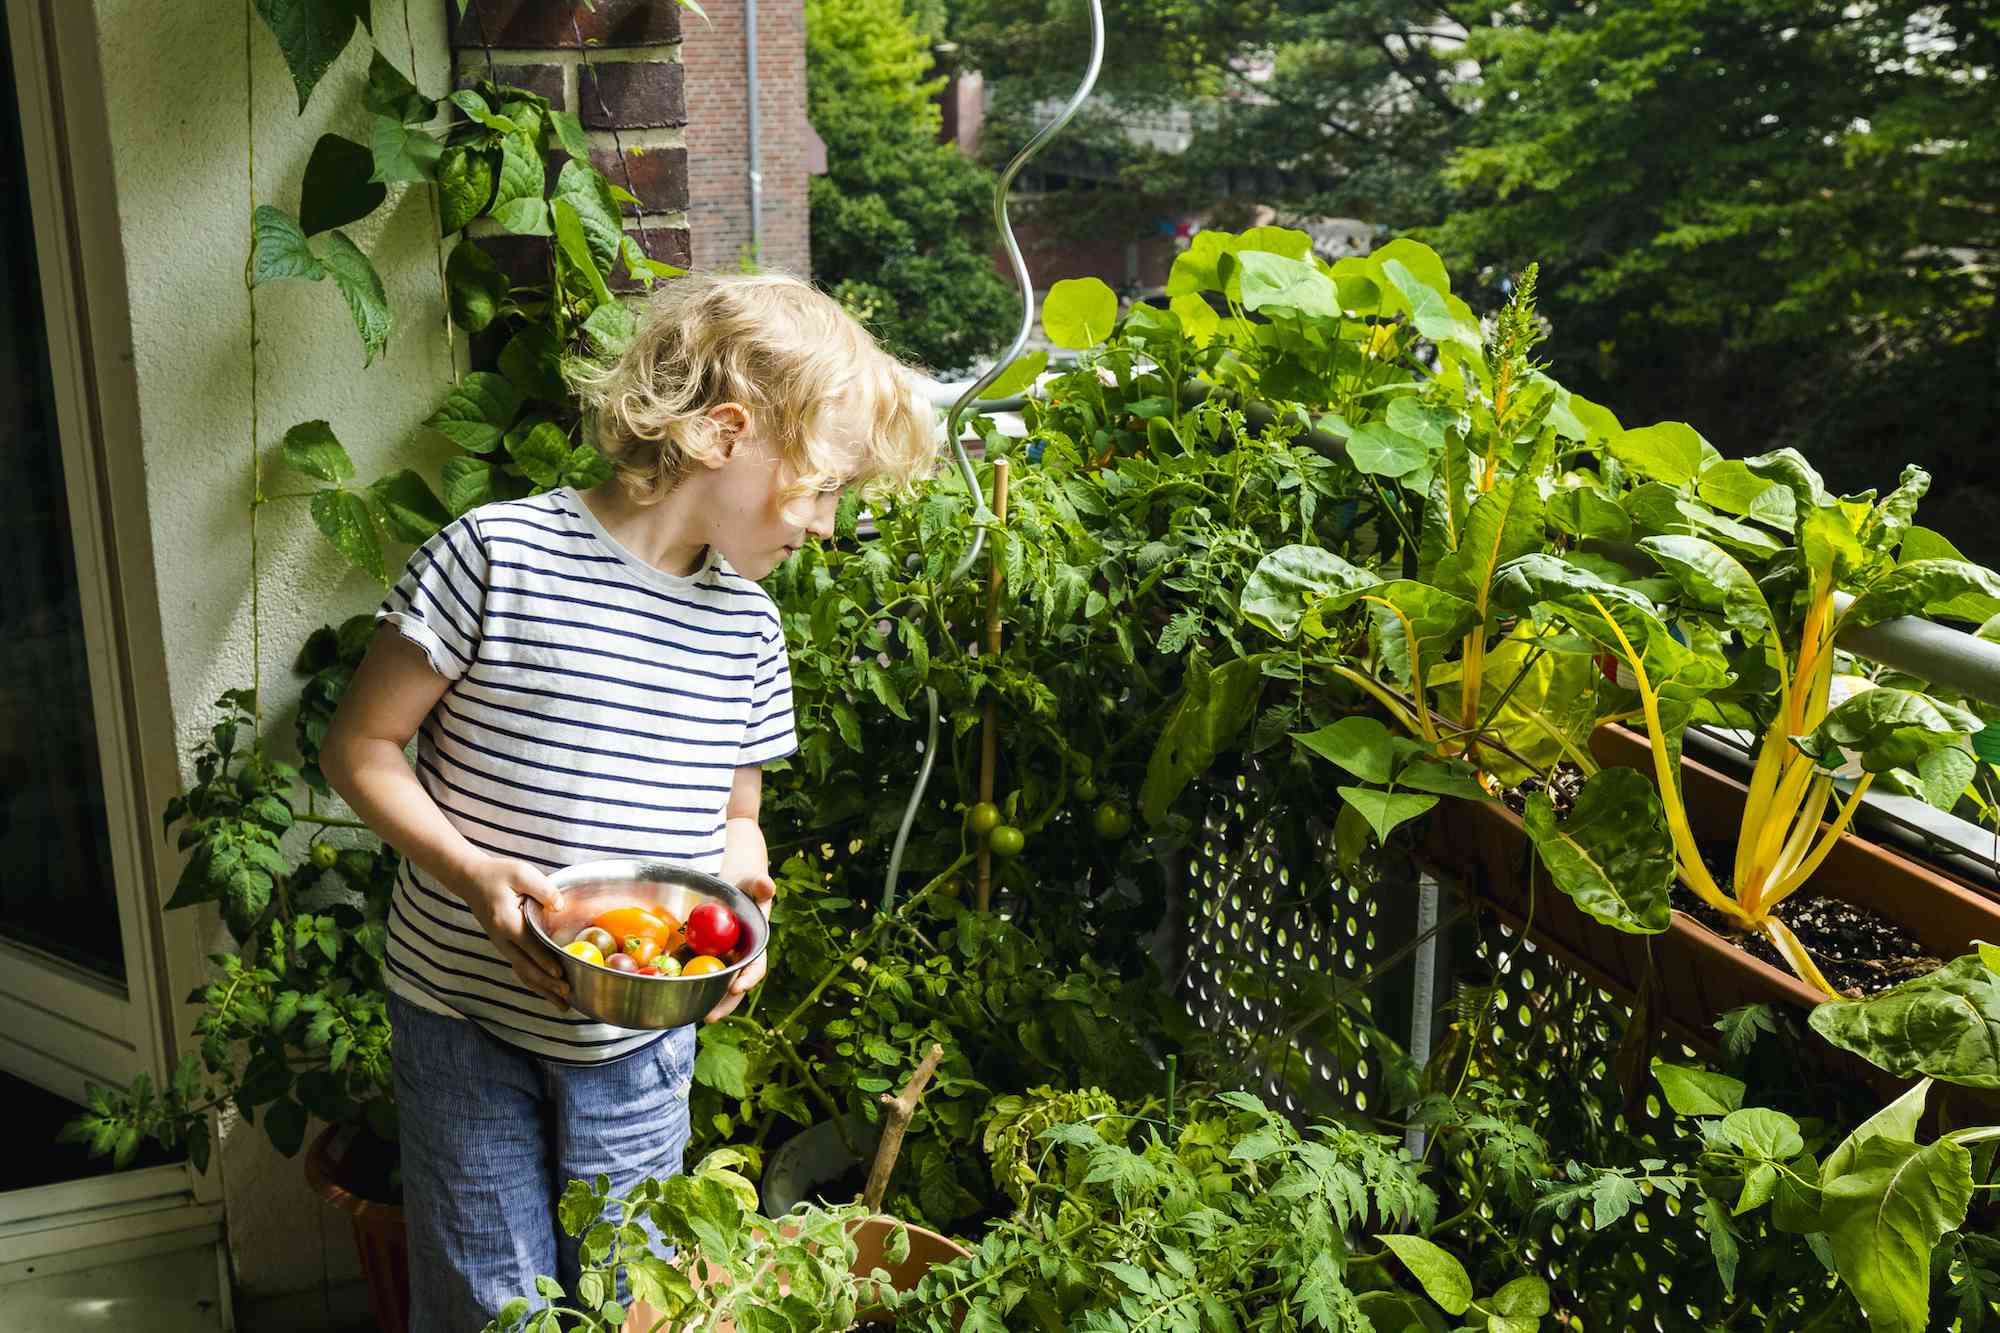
[5,1241,225,1332]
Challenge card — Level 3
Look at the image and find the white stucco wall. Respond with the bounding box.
[90,0,459,1310]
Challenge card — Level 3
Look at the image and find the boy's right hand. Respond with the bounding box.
[455,857,571,1012]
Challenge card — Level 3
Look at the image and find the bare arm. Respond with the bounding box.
[321,628,571,1011]
[705,764,776,1023]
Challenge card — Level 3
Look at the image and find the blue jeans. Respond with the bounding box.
[388,992,696,1332]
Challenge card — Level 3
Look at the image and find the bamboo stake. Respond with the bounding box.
[975,459,1011,913]
[862,1042,945,1213]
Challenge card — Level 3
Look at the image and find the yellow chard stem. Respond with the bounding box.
[1587,596,1747,925]
[1762,771,1835,905]
[1763,774,1875,911]
[1763,916,1840,999]
[1743,748,1820,911]
[1732,731,1788,893]
[1363,595,1438,745]
[1325,662,1427,745]
[1460,632,1485,737]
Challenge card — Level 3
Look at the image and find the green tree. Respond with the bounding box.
[807,0,1015,374]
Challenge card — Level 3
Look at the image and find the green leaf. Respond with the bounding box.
[299,133,385,234]
[1472,1275,1551,1333]
[1522,767,1673,934]
[310,488,385,582]
[278,420,354,484]
[1607,422,1706,487]
[1845,559,2000,628]
[1373,1235,1471,1316]
[1379,259,1478,352]
[314,231,392,366]
[1042,277,1118,349]
[553,161,626,275]
[1743,447,1831,514]
[446,240,508,334]
[448,88,515,133]
[1456,469,1545,613]
[263,1095,308,1157]
[1797,687,1983,773]
[427,372,520,454]
[501,323,566,402]
[362,49,435,123]
[369,470,450,543]
[369,116,443,185]
[253,0,369,112]
[1242,545,1377,641]
[1347,422,1429,479]
[550,109,591,162]
[1548,486,1632,542]
[979,350,1047,399]
[249,206,325,285]
[1651,1058,1745,1117]
[1825,1078,1931,1182]
[506,418,572,489]
[552,198,614,309]
[1393,756,1494,802]
[581,301,640,362]
[437,145,499,234]
[1822,1135,1975,1333]
[1697,459,1791,525]
[1140,654,1265,825]
[1338,787,1439,843]
[1236,251,1339,320]
[1808,957,2000,1089]
[440,457,496,517]
[1292,717,1395,784]
[1912,744,1976,811]
[489,132,549,235]
[1354,1291,1448,1333]
[1370,237,1450,296]
[1640,535,1777,640]
[1717,1107,1805,1162]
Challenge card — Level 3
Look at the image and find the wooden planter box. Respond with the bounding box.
[1429,724,2000,1059]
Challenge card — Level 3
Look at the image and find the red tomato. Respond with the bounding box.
[686,903,742,957]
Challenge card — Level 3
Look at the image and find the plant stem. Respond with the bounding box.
[771,856,969,1038]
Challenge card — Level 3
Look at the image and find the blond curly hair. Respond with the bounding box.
[571,271,939,516]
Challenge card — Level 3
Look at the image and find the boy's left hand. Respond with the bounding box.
[703,871,775,1023]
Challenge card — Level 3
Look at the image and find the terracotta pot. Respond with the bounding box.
[696,1215,971,1329]
[304,1123,410,1333]
[1429,724,2000,1057]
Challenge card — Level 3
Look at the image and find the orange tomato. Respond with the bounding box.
[681,955,725,978]
[620,936,663,966]
[592,906,685,957]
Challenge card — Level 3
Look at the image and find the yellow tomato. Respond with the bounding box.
[681,955,725,978]
[564,940,605,967]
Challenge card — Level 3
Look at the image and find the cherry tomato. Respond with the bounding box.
[575,927,618,957]
[636,964,663,977]
[989,825,1025,858]
[653,955,683,978]
[686,903,742,957]
[309,842,340,871]
[1072,775,1099,803]
[604,952,640,973]
[593,907,684,955]
[564,940,605,966]
[1093,803,1132,840]
[965,801,1001,836]
[681,955,725,978]
[622,936,664,966]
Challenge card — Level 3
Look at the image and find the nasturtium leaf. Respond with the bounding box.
[1168,291,1218,342]
[1346,421,1428,479]
[441,457,497,515]
[1607,422,1705,487]
[1369,237,1451,297]
[1651,1058,1745,1117]
[369,116,442,184]
[979,350,1047,399]
[1337,787,1439,844]
[1242,545,1377,641]
[1379,259,1478,352]
[249,205,325,285]
[253,0,370,112]
[1373,1235,1471,1316]
[362,49,435,123]
[1291,716,1395,784]
[1522,767,1673,934]
[278,420,354,484]
[310,487,385,582]
[1796,687,1983,773]
[436,145,498,234]
[313,230,392,365]
[1640,535,1777,640]
[1808,956,2000,1089]
[1236,225,1314,259]
[1386,397,1454,451]
[1042,277,1118,349]
[426,371,521,454]
[1844,559,2000,628]
[368,470,450,543]
[446,239,508,333]
[1821,1135,1974,1333]
[300,133,385,234]
[1236,251,1339,320]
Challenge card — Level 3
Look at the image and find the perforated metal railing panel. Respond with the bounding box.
[1174,762,1852,1329]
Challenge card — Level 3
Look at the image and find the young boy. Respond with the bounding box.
[322,271,938,1331]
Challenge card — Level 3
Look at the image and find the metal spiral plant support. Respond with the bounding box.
[881,0,1107,911]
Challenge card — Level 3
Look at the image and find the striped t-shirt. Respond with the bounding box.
[372,486,798,1064]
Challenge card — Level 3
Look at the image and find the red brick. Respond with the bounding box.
[457,62,565,110]
[453,0,681,49]
[610,225,693,290]
[591,144,690,213]
[579,62,687,129]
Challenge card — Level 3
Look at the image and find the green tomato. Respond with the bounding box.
[966,801,1002,836]
[309,842,339,871]
[1093,803,1132,840]
[1072,775,1099,803]
[988,825,1025,858]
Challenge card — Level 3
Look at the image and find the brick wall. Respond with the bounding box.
[448,0,692,292]
[679,0,816,276]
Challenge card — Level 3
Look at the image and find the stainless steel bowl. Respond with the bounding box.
[521,859,769,1030]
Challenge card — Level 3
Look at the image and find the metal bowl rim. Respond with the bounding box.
[521,858,767,983]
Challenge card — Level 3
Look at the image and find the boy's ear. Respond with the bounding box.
[708,402,752,462]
